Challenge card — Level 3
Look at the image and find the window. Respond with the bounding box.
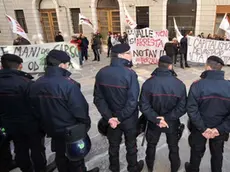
[70,8,83,34]
[167,0,195,4]
[14,10,28,33]
[136,7,149,29]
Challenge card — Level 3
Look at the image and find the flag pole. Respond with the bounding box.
[2,0,14,41]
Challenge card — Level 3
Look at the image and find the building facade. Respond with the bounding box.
[0,0,230,45]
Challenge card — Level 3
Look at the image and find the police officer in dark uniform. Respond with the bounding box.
[29,50,99,172]
[139,56,187,172]
[0,54,47,172]
[93,44,144,172]
[185,56,230,172]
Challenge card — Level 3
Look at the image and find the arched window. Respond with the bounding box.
[167,0,197,39]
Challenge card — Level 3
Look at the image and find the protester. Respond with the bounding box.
[139,55,187,172]
[96,31,103,54]
[70,35,83,66]
[29,50,99,172]
[0,54,47,172]
[55,31,64,42]
[92,34,101,61]
[93,44,144,172]
[179,32,190,69]
[13,34,30,45]
[107,32,112,57]
[81,34,89,61]
[186,56,230,172]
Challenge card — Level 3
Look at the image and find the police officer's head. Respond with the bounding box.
[46,50,71,70]
[158,55,173,70]
[111,44,132,61]
[1,54,23,70]
[205,56,224,71]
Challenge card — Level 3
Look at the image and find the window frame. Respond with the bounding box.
[70,8,83,34]
[136,6,149,29]
[14,9,28,33]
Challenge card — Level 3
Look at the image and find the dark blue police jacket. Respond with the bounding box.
[0,69,39,135]
[29,66,91,138]
[93,58,140,130]
[187,70,230,134]
[139,68,187,132]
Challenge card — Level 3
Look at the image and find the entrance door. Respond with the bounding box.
[97,9,120,43]
[40,9,59,42]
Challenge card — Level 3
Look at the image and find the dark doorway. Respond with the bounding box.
[167,0,197,39]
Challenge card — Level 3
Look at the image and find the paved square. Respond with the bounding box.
[12,54,230,172]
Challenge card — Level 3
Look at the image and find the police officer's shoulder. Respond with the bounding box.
[17,71,33,83]
[64,77,80,87]
[192,79,202,84]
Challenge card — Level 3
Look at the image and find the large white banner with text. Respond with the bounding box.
[187,36,230,64]
[127,28,168,64]
[0,42,80,73]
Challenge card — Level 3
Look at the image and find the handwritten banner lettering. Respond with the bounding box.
[187,36,230,64]
[128,28,168,64]
[0,42,80,73]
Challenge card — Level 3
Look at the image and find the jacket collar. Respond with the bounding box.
[0,69,33,79]
[200,70,225,80]
[111,58,133,68]
[151,67,177,77]
[45,66,71,77]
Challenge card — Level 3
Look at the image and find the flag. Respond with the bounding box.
[219,13,230,32]
[79,14,94,30]
[5,14,30,42]
[124,4,137,29]
[173,17,183,41]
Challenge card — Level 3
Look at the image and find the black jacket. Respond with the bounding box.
[179,37,187,54]
[29,67,90,137]
[139,68,187,132]
[187,70,230,134]
[93,58,139,130]
[0,69,38,135]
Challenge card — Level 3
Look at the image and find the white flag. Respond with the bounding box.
[219,13,230,31]
[173,17,183,41]
[5,14,30,42]
[79,14,94,30]
[124,4,137,29]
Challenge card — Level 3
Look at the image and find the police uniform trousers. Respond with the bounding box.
[146,128,180,172]
[12,132,46,172]
[188,129,225,172]
[51,138,87,172]
[107,126,138,172]
[0,139,12,172]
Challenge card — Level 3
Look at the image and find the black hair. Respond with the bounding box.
[158,62,170,68]
[1,60,21,69]
[206,60,222,70]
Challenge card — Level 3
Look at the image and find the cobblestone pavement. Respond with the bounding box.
[12,54,230,172]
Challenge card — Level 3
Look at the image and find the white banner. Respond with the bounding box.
[127,28,169,64]
[6,14,30,42]
[187,36,230,64]
[124,4,137,29]
[0,42,80,73]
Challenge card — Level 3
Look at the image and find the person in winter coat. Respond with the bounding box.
[185,56,230,172]
[139,55,187,172]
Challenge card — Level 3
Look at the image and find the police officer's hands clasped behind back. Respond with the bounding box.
[0,54,47,172]
[139,55,187,172]
[29,50,99,172]
[94,44,144,172]
[185,56,230,172]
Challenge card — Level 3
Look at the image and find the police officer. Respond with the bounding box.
[0,54,47,172]
[29,50,99,172]
[185,56,230,172]
[93,44,144,172]
[139,56,187,172]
